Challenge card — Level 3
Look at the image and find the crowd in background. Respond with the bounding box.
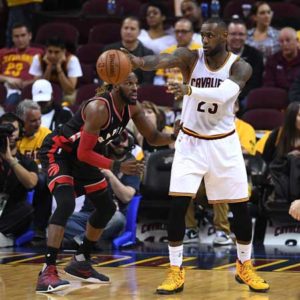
[0,0,300,248]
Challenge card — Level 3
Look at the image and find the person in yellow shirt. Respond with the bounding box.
[16,99,51,165]
[6,0,43,47]
[154,18,202,86]
[16,98,51,242]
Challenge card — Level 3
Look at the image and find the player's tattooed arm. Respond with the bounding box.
[229,58,252,90]
[122,47,197,73]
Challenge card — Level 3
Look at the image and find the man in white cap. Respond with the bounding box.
[32,79,72,131]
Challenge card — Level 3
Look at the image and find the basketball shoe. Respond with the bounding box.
[64,256,110,283]
[156,266,185,294]
[235,260,270,292]
[36,265,70,293]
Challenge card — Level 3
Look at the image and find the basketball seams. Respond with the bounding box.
[97,49,131,84]
[115,50,121,84]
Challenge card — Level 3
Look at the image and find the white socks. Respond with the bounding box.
[169,245,183,267]
[236,242,251,263]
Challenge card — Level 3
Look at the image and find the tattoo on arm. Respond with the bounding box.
[142,47,196,72]
[229,58,253,90]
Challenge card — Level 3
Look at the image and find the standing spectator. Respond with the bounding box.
[64,130,141,247]
[29,37,82,104]
[247,1,280,62]
[16,99,52,241]
[0,23,43,105]
[0,112,38,247]
[5,0,43,47]
[180,0,202,44]
[155,18,202,86]
[138,1,176,55]
[227,19,263,109]
[31,79,72,131]
[263,27,300,91]
[103,16,155,85]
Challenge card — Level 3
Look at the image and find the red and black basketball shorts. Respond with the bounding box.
[40,132,108,195]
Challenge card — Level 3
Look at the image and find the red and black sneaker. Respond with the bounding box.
[64,256,110,283]
[36,265,70,293]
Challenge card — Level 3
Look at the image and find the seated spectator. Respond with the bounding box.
[32,79,72,131]
[128,101,174,153]
[0,22,43,105]
[29,37,82,104]
[155,18,201,86]
[227,19,263,110]
[0,112,38,247]
[247,1,280,62]
[103,16,155,85]
[138,1,176,55]
[5,1,43,47]
[180,0,202,45]
[16,99,52,241]
[262,102,300,203]
[263,27,300,91]
[64,130,142,247]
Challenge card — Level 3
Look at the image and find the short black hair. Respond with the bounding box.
[12,22,31,33]
[203,18,228,31]
[228,17,247,27]
[0,112,24,136]
[122,16,141,30]
[145,0,168,17]
[46,36,66,49]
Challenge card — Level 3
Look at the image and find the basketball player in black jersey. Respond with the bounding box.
[36,72,177,293]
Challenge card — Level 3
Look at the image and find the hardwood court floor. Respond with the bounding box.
[1,262,300,300]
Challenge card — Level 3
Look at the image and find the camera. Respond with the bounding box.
[0,123,15,153]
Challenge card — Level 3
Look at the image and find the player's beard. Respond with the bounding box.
[119,87,136,105]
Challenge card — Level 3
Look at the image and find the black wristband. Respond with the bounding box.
[170,133,177,141]
[112,160,121,174]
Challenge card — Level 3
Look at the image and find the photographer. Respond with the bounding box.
[0,113,38,247]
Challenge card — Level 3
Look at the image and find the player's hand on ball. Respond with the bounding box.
[120,158,144,176]
[120,48,144,70]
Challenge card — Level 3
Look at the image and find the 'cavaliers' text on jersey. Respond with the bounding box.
[181,49,239,136]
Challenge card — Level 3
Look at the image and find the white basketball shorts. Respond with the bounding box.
[169,130,249,203]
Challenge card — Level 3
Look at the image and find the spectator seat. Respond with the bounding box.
[112,194,141,249]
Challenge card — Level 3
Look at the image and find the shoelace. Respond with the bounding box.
[43,266,60,281]
[161,268,182,287]
[242,264,265,283]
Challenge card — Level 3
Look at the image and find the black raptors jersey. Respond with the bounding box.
[57,93,131,155]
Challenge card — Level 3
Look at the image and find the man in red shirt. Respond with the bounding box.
[263,27,300,91]
[0,22,43,105]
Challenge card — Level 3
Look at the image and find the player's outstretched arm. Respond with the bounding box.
[130,102,177,146]
[168,59,252,104]
[121,47,196,73]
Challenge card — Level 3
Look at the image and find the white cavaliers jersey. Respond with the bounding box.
[181,48,239,136]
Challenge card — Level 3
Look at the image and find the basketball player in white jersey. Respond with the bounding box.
[124,18,270,294]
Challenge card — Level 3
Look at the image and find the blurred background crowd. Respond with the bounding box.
[0,0,300,249]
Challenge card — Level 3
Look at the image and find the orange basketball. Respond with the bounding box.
[96,49,132,84]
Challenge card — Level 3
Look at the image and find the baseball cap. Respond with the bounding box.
[32,79,53,102]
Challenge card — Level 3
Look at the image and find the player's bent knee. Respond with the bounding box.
[88,189,116,229]
[50,184,76,226]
